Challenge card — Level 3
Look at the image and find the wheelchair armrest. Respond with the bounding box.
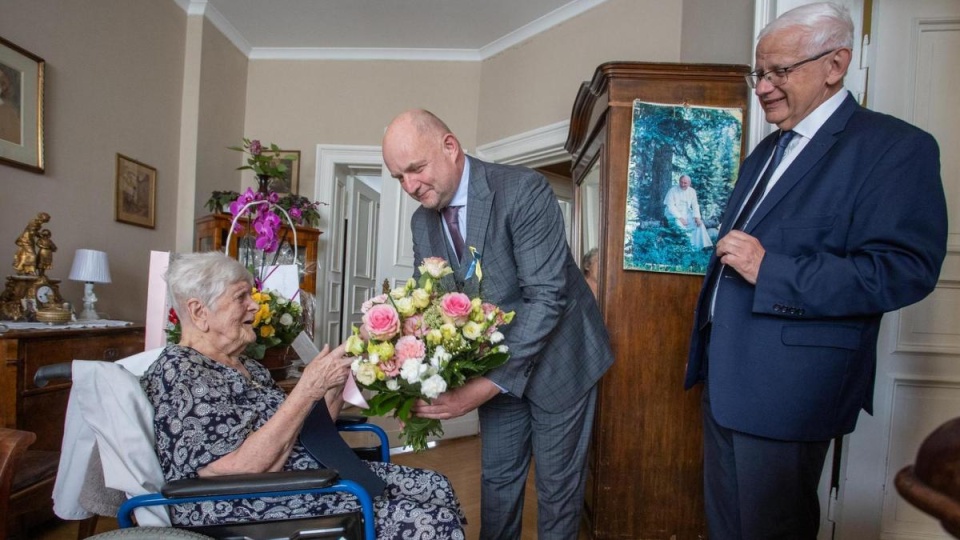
[336,414,368,426]
[162,469,340,498]
[34,362,73,387]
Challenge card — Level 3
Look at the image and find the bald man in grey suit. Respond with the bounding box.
[383,109,614,539]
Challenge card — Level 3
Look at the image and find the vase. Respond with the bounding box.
[259,345,292,382]
[256,174,272,195]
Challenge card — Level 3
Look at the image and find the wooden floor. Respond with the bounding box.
[32,434,588,540]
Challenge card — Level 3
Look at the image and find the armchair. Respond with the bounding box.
[38,350,387,540]
[895,416,960,538]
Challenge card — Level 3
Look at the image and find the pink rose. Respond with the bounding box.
[395,336,426,363]
[361,294,388,314]
[440,292,472,325]
[403,314,426,336]
[363,304,400,340]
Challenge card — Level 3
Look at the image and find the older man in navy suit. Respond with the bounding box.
[383,109,614,539]
[686,3,948,538]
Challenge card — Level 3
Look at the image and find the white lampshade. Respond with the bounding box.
[69,249,112,284]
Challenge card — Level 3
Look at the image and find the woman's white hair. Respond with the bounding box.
[759,2,854,54]
[165,252,253,316]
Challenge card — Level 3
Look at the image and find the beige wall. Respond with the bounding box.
[242,60,482,202]
[195,17,248,218]
[0,0,186,322]
[681,0,754,64]
[478,0,683,144]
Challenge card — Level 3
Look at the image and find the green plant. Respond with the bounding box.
[204,190,241,214]
[228,138,288,179]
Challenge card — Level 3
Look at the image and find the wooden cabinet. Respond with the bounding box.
[194,214,322,295]
[566,62,750,539]
[0,325,145,451]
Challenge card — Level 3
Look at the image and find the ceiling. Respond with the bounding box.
[177,0,608,61]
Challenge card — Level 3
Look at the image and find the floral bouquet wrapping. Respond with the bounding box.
[346,257,515,451]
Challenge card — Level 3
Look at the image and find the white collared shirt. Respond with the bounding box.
[442,156,471,254]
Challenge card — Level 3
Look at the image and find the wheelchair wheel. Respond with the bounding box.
[85,527,214,539]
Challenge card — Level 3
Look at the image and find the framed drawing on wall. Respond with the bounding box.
[0,36,45,173]
[623,100,743,275]
[115,153,157,229]
[267,150,300,195]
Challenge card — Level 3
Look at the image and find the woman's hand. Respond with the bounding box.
[294,343,352,402]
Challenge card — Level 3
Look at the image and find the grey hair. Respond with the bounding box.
[582,247,599,276]
[759,2,854,54]
[165,252,253,316]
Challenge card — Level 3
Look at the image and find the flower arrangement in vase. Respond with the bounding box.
[229,138,288,193]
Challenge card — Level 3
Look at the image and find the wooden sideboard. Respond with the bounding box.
[0,325,145,451]
[194,214,322,295]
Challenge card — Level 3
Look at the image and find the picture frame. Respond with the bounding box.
[115,153,157,229]
[623,100,744,275]
[266,150,300,195]
[0,36,45,173]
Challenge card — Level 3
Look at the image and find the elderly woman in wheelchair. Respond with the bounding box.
[145,252,465,538]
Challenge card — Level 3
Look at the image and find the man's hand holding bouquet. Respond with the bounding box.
[346,257,514,451]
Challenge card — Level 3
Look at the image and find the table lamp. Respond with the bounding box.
[69,249,112,320]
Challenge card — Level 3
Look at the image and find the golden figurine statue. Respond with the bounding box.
[13,212,50,276]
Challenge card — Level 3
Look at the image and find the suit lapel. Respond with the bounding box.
[465,157,494,266]
[720,138,775,237]
[744,94,858,233]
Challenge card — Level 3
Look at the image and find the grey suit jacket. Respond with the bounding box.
[411,157,613,413]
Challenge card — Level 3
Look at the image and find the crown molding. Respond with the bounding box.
[175,0,608,62]
[248,48,482,62]
[475,120,570,168]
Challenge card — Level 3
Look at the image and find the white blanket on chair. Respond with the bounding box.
[53,348,170,526]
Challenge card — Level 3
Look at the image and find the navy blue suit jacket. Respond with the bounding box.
[686,93,947,441]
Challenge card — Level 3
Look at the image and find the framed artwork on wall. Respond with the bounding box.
[266,150,300,195]
[115,153,157,229]
[0,36,45,173]
[622,100,744,275]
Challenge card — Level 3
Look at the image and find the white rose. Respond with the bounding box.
[385,378,399,391]
[463,321,483,341]
[279,313,294,327]
[355,363,377,386]
[420,374,448,399]
[400,358,427,385]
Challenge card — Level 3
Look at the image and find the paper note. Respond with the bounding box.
[292,331,369,409]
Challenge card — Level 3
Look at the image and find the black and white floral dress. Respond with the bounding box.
[141,345,466,538]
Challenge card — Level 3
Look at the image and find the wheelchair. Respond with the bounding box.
[38,349,389,540]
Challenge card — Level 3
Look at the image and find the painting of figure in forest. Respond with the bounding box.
[624,101,743,275]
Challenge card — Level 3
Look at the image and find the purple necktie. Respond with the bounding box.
[732,130,795,230]
[441,205,465,261]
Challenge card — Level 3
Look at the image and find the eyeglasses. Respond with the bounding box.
[745,48,838,88]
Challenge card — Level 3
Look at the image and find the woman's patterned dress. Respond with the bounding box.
[141,345,465,538]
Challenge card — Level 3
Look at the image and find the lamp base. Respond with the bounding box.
[78,307,99,321]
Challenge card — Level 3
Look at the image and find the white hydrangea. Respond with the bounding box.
[420,374,448,399]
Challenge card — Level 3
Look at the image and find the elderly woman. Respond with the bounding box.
[142,252,465,537]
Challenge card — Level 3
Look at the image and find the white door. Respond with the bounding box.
[319,165,349,346]
[836,1,960,538]
[341,177,380,339]
[375,165,419,292]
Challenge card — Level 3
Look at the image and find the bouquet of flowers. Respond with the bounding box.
[164,287,304,360]
[346,257,515,451]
